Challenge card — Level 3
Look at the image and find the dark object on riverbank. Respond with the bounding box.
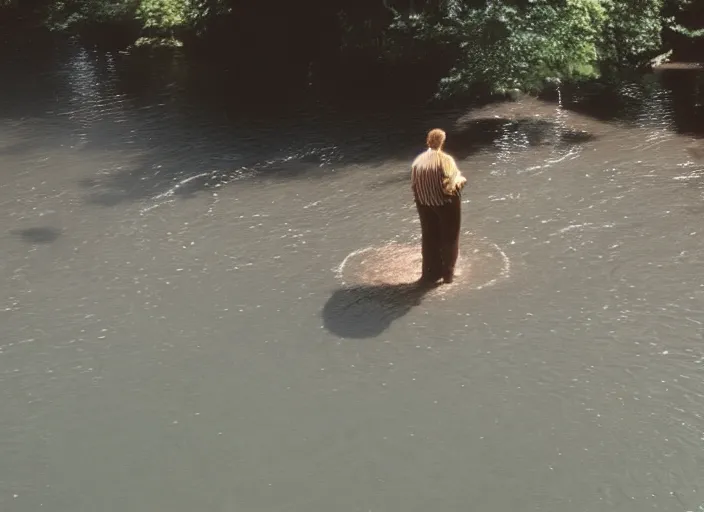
[652,62,704,71]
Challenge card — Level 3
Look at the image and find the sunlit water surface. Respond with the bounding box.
[1,42,704,512]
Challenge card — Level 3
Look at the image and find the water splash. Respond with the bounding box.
[336,238,511,294]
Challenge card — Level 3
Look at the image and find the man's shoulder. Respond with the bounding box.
[412,149,433,168]
[411,150,424,166]
[444,152,457,164]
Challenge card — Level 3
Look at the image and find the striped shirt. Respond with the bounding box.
[411,148,463,206]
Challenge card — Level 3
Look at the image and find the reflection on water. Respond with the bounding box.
[1,39,704,512]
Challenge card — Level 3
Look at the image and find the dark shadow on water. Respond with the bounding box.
[553,72,704,138]
[449,117,597,156]
[0,140,37,156]
[2,37,698,208]
[12,227,61,244]
[322,281,440,339]
[368,116,597,190]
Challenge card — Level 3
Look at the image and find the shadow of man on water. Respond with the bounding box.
[322,281,440,339]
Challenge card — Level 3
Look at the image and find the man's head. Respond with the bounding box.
[426,128,446,150]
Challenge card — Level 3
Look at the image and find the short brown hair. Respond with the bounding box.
[426,128,446,150]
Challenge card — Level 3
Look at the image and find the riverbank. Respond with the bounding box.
[2,0,702,108]
[653,62,704,71]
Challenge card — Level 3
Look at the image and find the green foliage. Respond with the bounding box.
[7,0,697,99]
[387,0,607,98]
[44,0,199,38]
[46,0,139,32]
[600,0,665,66]
[134,35,182,46]
[136,0,186,31]
[383,0,676,99]
[671,25,704,38]
[183,0,231,36]
[665,0,704,39]
[41,0,231,40]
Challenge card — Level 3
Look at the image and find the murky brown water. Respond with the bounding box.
[1,41,704,511]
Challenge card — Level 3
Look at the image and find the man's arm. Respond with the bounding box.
[446,155,466,193]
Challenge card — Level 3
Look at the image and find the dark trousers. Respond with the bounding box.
[415,195,461,282]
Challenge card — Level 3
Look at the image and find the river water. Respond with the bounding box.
[1,40,704,512]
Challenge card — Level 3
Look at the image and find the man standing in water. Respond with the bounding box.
[411,128,466,284]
